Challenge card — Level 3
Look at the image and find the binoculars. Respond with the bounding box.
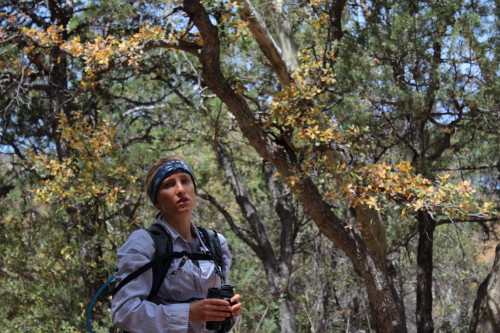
[206,284,234,331]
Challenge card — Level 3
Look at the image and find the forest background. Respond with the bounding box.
[0,0,498,332]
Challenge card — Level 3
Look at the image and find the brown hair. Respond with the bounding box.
[144,155,185,202]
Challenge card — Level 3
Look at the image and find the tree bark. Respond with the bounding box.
[263,161,297,333]
[416,211,436,333]
[469,244,500,333]
[237,0,294,87]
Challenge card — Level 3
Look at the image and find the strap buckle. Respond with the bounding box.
[171,254,189,275]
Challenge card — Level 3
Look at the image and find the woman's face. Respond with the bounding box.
[155,171,197,220]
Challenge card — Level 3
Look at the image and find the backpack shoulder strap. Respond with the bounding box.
[197,227,223,270]
[112,225,224,300]
[145,223,173,301]
[111,224,172,297]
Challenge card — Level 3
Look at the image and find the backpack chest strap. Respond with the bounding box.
[113,224,225,300]
[169,251,214,261]
[112,251,214,296]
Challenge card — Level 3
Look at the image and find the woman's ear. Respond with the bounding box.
[154,202,160,209]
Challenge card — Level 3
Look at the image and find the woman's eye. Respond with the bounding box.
[164,182,174,189]
[181,178,190,184]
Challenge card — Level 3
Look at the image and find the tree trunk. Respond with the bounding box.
[183,1,405,330]
[416,211,436,333]
[469,244,500,333]
[293,177,403,332]
[279,297,297,333]
[238,0,389,273]
[387,257,408,332]
[212,141,296,333]
[264,161,297,333]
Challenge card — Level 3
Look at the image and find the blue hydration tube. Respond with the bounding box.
[86,275,116,333]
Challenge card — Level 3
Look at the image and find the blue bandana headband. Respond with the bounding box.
[148,160,196,204]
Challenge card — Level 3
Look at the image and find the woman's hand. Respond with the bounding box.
[189,298,232,322]
[230,294,242,318]
[189,294,242,322]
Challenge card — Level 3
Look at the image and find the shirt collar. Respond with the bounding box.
[158,215,199,242]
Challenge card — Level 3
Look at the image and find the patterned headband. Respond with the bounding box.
[148,160,196,204]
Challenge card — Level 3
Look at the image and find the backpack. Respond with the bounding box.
[86,223,224,333]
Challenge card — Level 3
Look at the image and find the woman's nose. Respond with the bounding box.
[175,182,186,193]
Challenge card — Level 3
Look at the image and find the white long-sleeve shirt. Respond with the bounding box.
[112,217,232,333]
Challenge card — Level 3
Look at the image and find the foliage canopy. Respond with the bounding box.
[0,0,498,332]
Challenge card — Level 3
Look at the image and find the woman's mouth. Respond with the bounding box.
[177,198,189,204]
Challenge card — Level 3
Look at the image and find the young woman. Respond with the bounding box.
[112,156,242,332]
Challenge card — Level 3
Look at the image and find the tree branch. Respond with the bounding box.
[197,192,260,252]
[182,1,404,329]
[237,0,294,87]
[213,141,278,265]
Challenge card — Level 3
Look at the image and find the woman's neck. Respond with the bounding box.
[162,214,195,241]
